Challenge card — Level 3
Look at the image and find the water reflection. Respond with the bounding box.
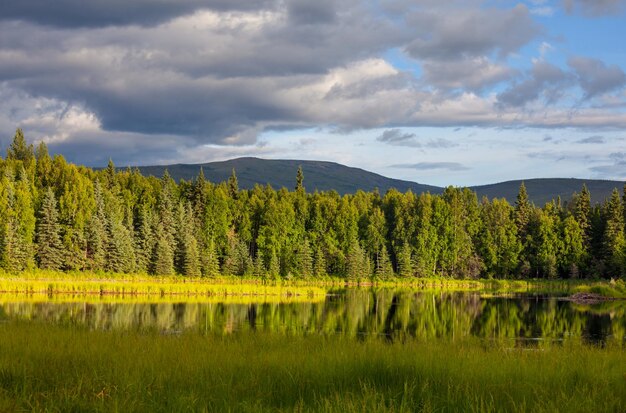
[0,289,624,346]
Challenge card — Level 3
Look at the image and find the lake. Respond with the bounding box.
[1,289,624,347]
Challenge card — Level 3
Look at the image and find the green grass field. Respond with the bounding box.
[0,321,623,412]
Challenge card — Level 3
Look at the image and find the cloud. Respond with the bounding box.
[497,60,572,107]
[422,57,514,92]
[568,56,626,99]
[593,152,626,177]
[576,135,605,144]
[0,0,277,28]
[391,162,469,171]
[563,0,625,16]
[1,1,625,166]
[405,4,539,61]
[377,129,419,146]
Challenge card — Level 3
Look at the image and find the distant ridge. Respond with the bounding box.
[132,157,623,204]
[134,157,441,195]
[471,178,623,206]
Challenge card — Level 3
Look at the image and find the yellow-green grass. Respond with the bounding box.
[0,271,327,300]
[1,270,624,300]
[0,321,623,412]
[572,278,626,299]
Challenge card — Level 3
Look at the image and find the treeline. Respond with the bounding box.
[1,129,625,280]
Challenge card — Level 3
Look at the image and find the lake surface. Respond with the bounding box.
[1,289,624,346]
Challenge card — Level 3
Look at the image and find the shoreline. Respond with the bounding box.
[0,271,624,300]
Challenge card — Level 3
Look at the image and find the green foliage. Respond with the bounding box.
[35,188,64,270]
[1,128,626,279]
[6,128,35,168]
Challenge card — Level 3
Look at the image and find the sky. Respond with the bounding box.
[0,0,625,187]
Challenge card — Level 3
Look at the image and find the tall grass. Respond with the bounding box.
[2,270,624,299]
[0,321,623,412]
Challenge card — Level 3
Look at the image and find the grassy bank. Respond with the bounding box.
[0,321,624,412]
[0,270,624,299]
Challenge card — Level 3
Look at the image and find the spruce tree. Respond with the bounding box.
[86,181,107,271]
[228,168,239,199]
[375,245,393,280]
[6,128,35,167]
[155,171,176,273]
[152,222,174,275]
[295,237,313,278]
[396,243,413,278]
[313,245,327,277]
[201,238,220,277]
[268,248,280,277]
[514,182,531,239]
[295,166,304,193]
[13,168,36,270]
[133,205,154,274]
[36,187,64,270]
[575,185,591,247]
[603,188,625,276]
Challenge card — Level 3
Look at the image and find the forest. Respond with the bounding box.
[1,129,625,280]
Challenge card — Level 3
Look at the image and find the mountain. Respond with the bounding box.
[134,157,442,195]
[470,178,622,206]
[131,157,623,204]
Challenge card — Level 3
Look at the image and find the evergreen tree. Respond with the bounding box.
[6,128,35,167]
[202,238,220,277]
[479,198,520,278]
[105,159,116,190]
[295,166,304,193]
[514,182,531,239]
[575,185,591,248]
[152,222,174,275]
[559,216,585,278]
[602,189,625,277]
[36,188,64,270]
[268,248,280,277]
[295,237,313,278]
[13,168,36,270]
[313,244,327,277]
[375,245,393,280]
[86,181,106,271]
[396,242,413,278]
[34,142,52,190]
[228,168,239,199]
[133,205,154,274]
[154,171,176,273]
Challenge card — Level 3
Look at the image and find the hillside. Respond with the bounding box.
[471,179,622,206]
[135,157,442,195]
[132,157,623,204]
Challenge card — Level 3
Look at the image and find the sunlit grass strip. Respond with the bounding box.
[1,269,623,298]
[0,322,624,412]
[0,291,325,305]
[0,276,327,300]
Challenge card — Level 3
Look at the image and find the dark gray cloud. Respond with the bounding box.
[287,0,336,25]
[568,56,626,99]
[563,0,625,16]
[0,0,277,28]
[405,4,539,61]
[377,129,419,146]
[376,130,458,148]
[497,61,572,107]
[391,162,469,171]
[577,135,605,144]
[0,0,625,166]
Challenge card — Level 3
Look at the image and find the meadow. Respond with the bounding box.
[0,321,624,412]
